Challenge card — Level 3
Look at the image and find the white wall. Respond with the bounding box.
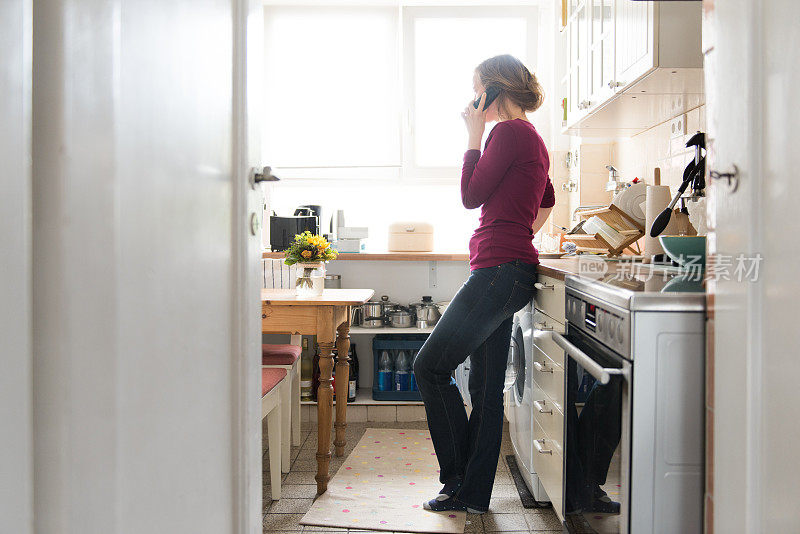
[31,1,243,532]
[0,2,33,533]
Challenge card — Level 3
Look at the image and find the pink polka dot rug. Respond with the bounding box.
[299,428,466,533]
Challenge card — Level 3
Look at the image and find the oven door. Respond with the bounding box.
[551,325,631,534]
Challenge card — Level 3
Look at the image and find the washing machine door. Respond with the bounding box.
[509,307,534,478]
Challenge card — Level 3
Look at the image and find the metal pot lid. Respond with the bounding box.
[387,309,412,317]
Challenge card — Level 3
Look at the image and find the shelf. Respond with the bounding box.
[349,326,433,335]
[301,388,423,406]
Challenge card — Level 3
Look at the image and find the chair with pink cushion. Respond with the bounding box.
[262,337,302,473]
[262,367,288,501]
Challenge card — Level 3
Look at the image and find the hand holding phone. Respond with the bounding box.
[473,86,500,110]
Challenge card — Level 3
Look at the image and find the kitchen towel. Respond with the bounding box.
[300,428,466,533]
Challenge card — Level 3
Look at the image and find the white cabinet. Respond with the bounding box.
[530,274,567,521]
[613,0,654,90]
[560,0,702,136]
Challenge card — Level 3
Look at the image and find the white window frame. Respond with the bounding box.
[263,3,539,185]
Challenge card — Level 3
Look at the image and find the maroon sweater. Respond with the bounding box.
[462,119,555,270]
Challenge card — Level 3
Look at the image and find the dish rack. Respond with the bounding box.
[566,204,645,256]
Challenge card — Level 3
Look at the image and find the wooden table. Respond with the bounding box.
[261,288,374,494]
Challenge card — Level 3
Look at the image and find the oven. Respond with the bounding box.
[552,288,633,534]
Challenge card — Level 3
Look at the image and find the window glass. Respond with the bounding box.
[413,17,528,167]
[263,8,400,168]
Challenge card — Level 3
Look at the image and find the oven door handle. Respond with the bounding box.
[548,331,623,385]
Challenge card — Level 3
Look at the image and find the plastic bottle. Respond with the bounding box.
[409,350,418,391]
[300,337,314,401]
[348,344,359,402]
[377,350,393,391]
[395,351,411,391]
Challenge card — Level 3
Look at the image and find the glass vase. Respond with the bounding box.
[295,262,326,297]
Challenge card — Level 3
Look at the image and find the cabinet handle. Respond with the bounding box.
[534,321,554,331]
[534,282,554,291]
[533,400,553,414]
[533,361,553,373]
[607,80,623,89]
[534,438,553,455]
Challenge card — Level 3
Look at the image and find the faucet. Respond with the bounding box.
[605,165,626,193]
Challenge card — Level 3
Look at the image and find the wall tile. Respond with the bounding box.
[396,405,427,422]
[366,405,396,422]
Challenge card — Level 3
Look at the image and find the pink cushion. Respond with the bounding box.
[262,343,301,366]
[262,368,287,397]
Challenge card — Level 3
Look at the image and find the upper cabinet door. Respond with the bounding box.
[588,0,615,106]
[614,0,654,87]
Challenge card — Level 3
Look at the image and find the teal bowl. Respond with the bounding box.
[659,235,707,267]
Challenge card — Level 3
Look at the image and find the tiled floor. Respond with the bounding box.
[262,420,562,533]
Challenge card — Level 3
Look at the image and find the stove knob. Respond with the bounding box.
[616,322,624,343]
[596,312,603,332]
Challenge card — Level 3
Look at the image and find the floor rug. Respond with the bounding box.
[300,428,466,533]
[505,454,550,509]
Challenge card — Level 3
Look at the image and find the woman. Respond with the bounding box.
[413,54,555,514]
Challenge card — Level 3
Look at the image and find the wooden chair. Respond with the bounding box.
[261,340,301,473]
[261,259,304,452]
[262,367,288,501]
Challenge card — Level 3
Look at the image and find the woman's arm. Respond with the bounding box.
[532,176,556,235]
[461,123,517,209]
[532,206,553,235]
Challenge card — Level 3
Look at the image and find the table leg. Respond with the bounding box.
[334,317,351,457]
[315,340,335,493]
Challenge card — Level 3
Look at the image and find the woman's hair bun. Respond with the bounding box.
[476,54,544,114]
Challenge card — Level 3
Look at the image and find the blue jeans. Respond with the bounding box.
[412,259,538,511]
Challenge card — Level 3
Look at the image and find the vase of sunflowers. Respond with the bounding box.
[284,231,338,297]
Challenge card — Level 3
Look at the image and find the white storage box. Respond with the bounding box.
[337,226,369,239]
[388,222,434,252]
[335,238,366,253]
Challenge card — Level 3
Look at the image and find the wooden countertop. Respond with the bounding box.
[263,251,470,261]
[261,288,374,306]
[535,257,584,281]
[262,252,567,262]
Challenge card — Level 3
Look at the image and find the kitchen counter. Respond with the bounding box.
[262,251,566,262]
[536,257,585,281]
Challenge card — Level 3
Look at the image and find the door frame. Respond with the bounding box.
[1,1,33,533]
[231,0,264,531]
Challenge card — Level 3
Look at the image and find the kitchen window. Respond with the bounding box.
[263,5,538,182]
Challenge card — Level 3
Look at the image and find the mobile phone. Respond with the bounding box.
[473,86,501,110]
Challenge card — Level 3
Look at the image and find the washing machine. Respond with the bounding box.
[505,299,548,501]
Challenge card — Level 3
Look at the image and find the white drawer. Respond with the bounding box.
[532,309,565,368]
[532,418,564,522]
[533,274,565,323]
[533,395,564,457]
[532,345,565,413]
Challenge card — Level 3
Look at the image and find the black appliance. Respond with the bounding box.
[269,215,318,251]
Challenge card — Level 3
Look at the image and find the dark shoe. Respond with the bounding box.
[423,496,467,512]
[436,479,463,501]
[422,495,487,514]
[590,486,620,514]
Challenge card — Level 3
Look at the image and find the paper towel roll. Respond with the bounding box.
[644,185,672,263]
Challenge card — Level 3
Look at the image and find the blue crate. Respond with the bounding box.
[372,334,426,401]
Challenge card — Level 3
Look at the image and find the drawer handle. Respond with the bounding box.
[534,438,552,455]
[533,361,553,373]
[534,321,554,331]
[534,282,555,291]
[533,400,553,414]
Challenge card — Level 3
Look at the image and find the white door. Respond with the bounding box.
[30,1,261,533]
[706,1,800,532]
[0,2,33,533]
